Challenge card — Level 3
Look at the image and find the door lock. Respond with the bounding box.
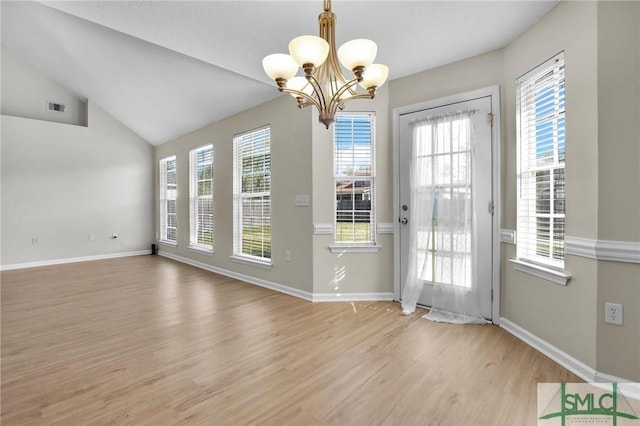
[401,218,408,224]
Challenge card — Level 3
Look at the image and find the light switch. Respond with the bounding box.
[295,194,309,207]
[500,229,516,244]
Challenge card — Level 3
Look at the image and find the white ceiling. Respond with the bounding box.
[1,0,557,145]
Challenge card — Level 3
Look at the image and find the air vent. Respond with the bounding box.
[46,101,66,113]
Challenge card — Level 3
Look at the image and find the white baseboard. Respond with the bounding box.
[158,251,395,304]
[594,372,640,400]
[0,250,151,271]
[159,251,314,301]
[312,292,395,302]
[500,317,635,387]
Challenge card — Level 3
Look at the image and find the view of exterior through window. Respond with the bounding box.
[334,113,375,244]
[233,127,271,260]
[159,155,177,243]
[189,145,214,251]
[517,52,566,268]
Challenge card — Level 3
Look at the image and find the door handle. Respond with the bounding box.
[401,218,408,225]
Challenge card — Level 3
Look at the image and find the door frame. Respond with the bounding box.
[392,85,502,324]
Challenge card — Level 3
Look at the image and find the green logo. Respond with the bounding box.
[539,383,639,426]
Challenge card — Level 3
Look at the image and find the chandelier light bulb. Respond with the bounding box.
[358,64,389,90]
[289,35,330,69]
[337,39,377,72]
[262,54,298,81]
[286,76,314,98]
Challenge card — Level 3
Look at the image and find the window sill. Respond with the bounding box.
[329,244,381,253]
[230,255,273,270]
[159,240,178,247]
[189,246,214,256]
[509,259,571,286]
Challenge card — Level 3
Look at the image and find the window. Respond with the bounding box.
[516,52,566,269]
[334,113,375,244]
[233,127,271,262]
[189,145,214,252]
[159,155,177,244]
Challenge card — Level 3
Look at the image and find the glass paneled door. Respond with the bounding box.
[398,95,495,319]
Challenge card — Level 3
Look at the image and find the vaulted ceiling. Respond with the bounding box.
[1,1,557,145]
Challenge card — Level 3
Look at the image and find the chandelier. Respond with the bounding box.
[262,0,389,129]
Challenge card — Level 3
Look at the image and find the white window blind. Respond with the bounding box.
[516,52,566,268]
[334,113,375,244]
[159,155,177,243]
[233,127,271,260]
[189,145,214,251]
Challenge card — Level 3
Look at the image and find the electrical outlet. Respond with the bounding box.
[111,232,118,239]
[285,250,291,262]
[31,237,39,246]
[88,233,95,241]
[605,302,623,325]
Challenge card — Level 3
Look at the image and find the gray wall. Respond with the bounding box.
[1,51,154,267]
[154,77,394,299]
[501,0,600,370]
[595,1,640,381]
[154,94,315,294]
[388,1,639,381]
[311,85,394,297]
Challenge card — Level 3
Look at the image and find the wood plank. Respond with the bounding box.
[1,256,581,425]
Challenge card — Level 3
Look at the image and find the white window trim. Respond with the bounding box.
[189,246,214,256]
[329,244,381,253]
[515,52,566,272]
[232,126,272,262]
[189,144,214,253]
[509,259,571,286]
[159,155,177,244]
[230,255,273,270]
[333,112,377,247]
[189,245,214,254]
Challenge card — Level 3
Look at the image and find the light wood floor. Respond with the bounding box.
[1,256,580,425]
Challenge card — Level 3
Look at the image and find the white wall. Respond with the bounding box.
[1,46,87,126]
[1,104,154,266]
[1,49,154,267]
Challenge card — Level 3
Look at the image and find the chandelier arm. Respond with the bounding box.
[328,77,363,115]
[280,87,323,112]
[297,100,316,108]
[304,74,328,113]
[332,90,377,114]
[338,92,375,104]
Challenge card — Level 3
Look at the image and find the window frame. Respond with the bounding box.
[189,144,214,253]
[232,126,272,267]
[331,112,378,251]
[159,155,178,245]
[516,52,567,272]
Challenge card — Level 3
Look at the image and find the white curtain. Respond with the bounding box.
[400,110,486,325]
